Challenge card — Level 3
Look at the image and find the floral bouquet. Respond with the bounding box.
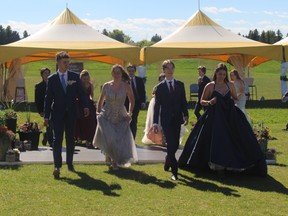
[253,122,272,141]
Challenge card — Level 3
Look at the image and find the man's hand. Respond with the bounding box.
[83,108,90,117]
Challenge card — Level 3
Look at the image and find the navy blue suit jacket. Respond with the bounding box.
[153,79,188,127]
[35,80,46,114]
[44,71,88,123]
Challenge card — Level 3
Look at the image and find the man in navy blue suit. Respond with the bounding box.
[125,65,146,140]
[153,60,189,180]
[35,67,54,147]
[44,51,89,179]
[194,66,210,120]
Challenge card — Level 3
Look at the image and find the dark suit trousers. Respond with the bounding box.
[43,120,54,145]
[130,107,140,139]
[162,116,181,174]
[53,112,76,168]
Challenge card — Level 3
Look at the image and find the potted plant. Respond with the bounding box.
[1,100,18,133]
[5,149,16,162]
[0,111,16,161]
[253,122,276,163]
[18,107,42,150]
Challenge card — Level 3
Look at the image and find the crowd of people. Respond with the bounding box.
[36,51,267,180]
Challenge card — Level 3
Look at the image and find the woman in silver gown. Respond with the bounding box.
[93,64,138,170]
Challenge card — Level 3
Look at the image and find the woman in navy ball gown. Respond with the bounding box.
[178,63,267,176]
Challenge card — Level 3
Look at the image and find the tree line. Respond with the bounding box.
[0,25,29,45]
[0,25,287,47]
[243,29,287,44]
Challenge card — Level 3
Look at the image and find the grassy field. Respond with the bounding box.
[1,60,288,215]
[22,59,283,102]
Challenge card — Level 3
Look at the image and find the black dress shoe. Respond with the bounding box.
[68,165,76,172]
[53,168,60,179]
[171,174,178,181]
[164,163,170,171]
[42,139,47,146]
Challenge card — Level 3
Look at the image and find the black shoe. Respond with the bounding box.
[53,168,60,179]
[68,165,76,172]
[164,163,170,172]
[42,139,47,146]
[171,174,178,181]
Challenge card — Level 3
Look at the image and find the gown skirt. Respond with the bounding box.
[178,91,267,176]
[93,85,138,166]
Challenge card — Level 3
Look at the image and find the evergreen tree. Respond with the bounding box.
[151,34,162,43]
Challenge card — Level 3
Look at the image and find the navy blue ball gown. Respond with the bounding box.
[178,89,267,176]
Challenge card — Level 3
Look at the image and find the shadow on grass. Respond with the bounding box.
[106,167,176,189]
[178,173,240,197]
[181,169,288,195]
[61,171,121,197]
[0,164,22,170]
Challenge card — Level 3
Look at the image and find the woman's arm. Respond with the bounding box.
[96,83,106,114]
[200,82,216,106]
[126,82,135,115]
[229,82,238,101]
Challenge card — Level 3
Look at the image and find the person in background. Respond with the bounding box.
[125,65,146,140]
[230,69,247,112]
[142,73,166,145]
[153,60,189,181]
[35,67,53,147]
[44,51,89,179]
[179,63,267,177]
[74,70,97,148]
[93,64,137,170]
[194,66,210,120]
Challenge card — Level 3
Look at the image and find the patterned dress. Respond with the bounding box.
[93,83,138,166]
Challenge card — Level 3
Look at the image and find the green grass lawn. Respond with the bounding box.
[1,60,288,215]
[1,108,287,215]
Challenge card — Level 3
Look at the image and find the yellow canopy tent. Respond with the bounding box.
[0,8,140,67]
[0,8,140,100]
[140,10,283,74]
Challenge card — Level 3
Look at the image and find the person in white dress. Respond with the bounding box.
[142,73,166,145]
[230,69,250,121]
[93,64,138,170]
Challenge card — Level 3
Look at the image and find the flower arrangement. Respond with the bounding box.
[0,111,16,140]
[19,122,41,133]
[253,122,272,141]
[19,105,41,133]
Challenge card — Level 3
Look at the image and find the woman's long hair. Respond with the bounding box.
[212,63,229,83]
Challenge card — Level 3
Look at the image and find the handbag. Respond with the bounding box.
[147,126,164,144]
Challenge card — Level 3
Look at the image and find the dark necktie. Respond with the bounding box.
[60,74,66,93]
[169,81,174,93]
[131,78,139,99]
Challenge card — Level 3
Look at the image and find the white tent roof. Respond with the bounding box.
[275,37,288,61]
[140,10,282,68]
[0,8,140,67]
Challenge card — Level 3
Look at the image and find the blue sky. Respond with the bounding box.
[1,0,288,42]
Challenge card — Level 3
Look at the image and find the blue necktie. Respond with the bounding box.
[60,74,66,93]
